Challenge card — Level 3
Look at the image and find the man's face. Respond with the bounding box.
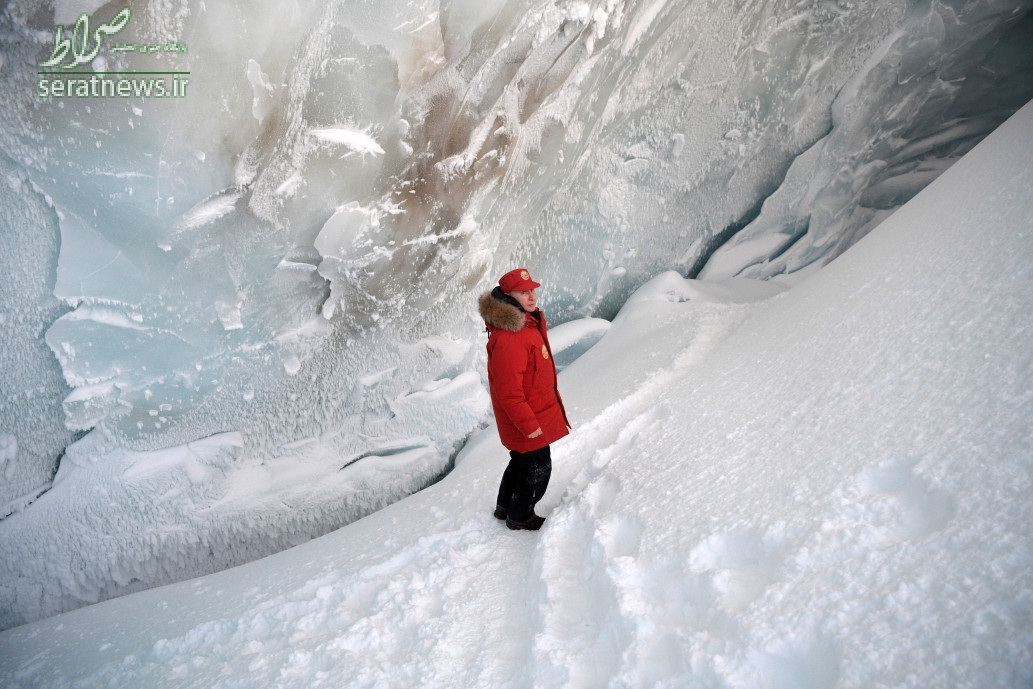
[510,289,537,312]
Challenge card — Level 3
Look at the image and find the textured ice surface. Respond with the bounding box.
[1,0,1032,625]
[0,152,74,514]
[700,4,1033,281]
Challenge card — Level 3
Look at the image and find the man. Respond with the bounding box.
[478,268,571,530]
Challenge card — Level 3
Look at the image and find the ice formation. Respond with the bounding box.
[0,0,1031,626]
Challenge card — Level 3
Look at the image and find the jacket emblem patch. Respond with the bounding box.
[541,344,549,359]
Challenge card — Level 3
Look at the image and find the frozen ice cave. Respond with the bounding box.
[0,0,1031,626]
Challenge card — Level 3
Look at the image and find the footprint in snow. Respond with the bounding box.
[688,526,790,612]
[856,457,955,547]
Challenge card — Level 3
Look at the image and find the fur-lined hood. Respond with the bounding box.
[479,288,530,333]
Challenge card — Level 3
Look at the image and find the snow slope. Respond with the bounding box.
[1,101,1031,688]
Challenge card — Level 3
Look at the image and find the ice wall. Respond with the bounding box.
[699,0,1033,281]
[0,0,1031,625]
[0,152,75,514]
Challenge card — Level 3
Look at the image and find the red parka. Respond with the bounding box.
[479,289,570,452]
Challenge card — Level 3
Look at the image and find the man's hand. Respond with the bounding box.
[527,427,543,438]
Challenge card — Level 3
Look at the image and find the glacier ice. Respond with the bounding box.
[0,0,1031,626]
[700,0,1033,280]
[0,152,75,515]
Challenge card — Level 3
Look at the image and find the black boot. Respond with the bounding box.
[506,513,545,530]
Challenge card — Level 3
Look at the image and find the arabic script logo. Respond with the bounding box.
[40,8,132,69]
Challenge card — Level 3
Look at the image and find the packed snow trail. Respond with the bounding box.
[3,102,1033,687]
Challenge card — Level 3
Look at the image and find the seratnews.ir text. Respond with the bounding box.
[38,73,189,98]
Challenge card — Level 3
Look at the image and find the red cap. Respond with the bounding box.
[499,268,541,293]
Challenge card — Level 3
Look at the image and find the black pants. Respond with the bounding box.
[496,445,552,522]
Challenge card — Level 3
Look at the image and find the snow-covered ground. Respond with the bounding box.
[2,101,1032,688]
